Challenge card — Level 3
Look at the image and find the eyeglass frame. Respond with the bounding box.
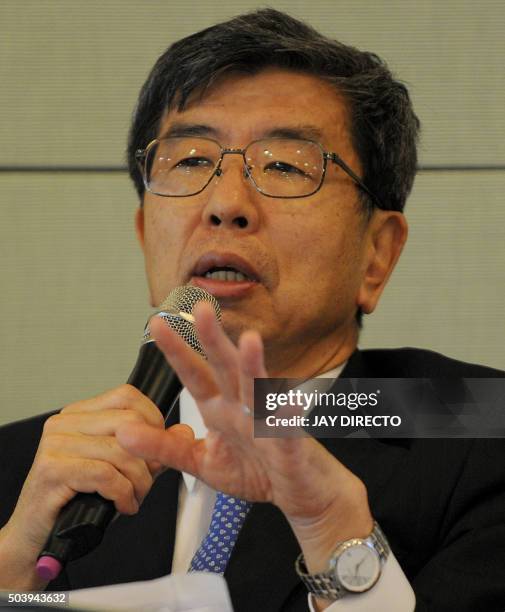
[135,136,383,208]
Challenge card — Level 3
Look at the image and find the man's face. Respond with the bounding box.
[136,69,391,376]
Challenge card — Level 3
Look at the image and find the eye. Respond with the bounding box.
[265,160,306,176]
[174,157,214,169]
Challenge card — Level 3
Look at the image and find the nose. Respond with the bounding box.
[201,155,260,232]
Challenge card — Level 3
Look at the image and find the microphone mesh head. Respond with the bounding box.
[142,285,221,356]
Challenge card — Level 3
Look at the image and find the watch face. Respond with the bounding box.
[336,543,381,593]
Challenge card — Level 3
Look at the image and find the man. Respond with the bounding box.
[0,9,504,612]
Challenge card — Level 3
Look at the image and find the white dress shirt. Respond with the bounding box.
[171,366,415,611]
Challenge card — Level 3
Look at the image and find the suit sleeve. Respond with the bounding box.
[411,438,505,611]
[0,413,52,530]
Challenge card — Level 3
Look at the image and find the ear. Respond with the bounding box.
[357,211,408,314]
[134,207,145,252]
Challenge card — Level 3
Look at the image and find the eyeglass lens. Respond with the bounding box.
[145,137,324,197]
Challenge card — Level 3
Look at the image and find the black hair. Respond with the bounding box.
[127,8,421,325]
[128,8,419,213]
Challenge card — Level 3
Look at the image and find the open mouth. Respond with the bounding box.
[190,253,261,298]
[192,253,260,286]
[200,266,252,282]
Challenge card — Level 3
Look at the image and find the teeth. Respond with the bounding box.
[204,270,248,281]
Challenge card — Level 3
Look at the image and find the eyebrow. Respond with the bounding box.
[159,123,220,139]
[264,125,324,142]
[159,123,325,143]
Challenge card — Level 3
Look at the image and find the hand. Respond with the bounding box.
[117,302,374,576]
[0,385,172,589]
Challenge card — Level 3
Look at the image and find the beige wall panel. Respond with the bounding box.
[361,170,505,369]
[0,173,148,425]
[0,170,503,426]
[1,0,504,168]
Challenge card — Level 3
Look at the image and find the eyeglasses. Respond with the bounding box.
[135,136,382,206]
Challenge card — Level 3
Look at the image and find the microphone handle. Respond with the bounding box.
[36,342,182,580]
[128,341,182,407]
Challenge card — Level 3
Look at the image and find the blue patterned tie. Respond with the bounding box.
[188,492,252,574]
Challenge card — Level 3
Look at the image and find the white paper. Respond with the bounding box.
[68,572,233,612]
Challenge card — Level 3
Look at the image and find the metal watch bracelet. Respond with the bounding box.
[295,521,390,601]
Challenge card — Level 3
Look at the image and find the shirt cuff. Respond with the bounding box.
[307,552,415,612]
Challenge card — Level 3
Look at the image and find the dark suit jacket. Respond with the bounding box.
[1,348,504,612]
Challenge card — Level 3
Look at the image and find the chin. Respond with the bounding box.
[220,312,246,344]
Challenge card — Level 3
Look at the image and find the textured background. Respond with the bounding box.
[1,1,504,425]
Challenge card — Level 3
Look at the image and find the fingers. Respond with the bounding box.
[117,422,200,477]
[150,316,218,402]
[193,302,242,401]
[45,408,147,437]
[56,387,166,478]
[40,391,165,508]
[153,301,267,409]
[238,330,268,407]
[194,303,267,409]
[11,385,167,552]
[38,431,153,506]
[73,459,139,516]
[62,384,165,429]
[28,453,141,516]
[151,300,268,448]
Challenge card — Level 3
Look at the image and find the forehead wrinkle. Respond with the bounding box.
[158,120,328,148]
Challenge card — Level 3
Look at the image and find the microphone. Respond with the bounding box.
[35,285,221,581]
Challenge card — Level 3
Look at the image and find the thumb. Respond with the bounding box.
[117,421,199,474]
[146,425,195,475]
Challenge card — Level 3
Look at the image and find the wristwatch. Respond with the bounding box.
[295,521,390,601]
